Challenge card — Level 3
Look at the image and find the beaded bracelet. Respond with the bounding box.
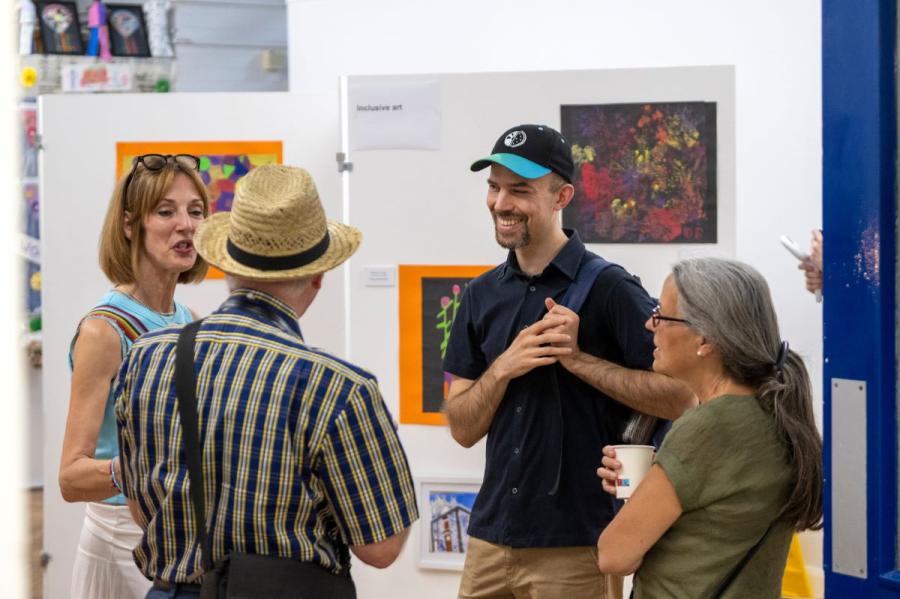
[110,456,123,493]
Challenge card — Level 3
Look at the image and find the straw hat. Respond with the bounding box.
[194,164,361,280]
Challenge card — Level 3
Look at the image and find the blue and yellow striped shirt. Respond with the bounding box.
[114,289,418,583]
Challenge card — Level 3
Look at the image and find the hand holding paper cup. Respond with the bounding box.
[603,444,655,499]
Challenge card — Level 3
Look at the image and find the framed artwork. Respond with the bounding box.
[23,182,41,322]
[20,102,38,179]
[116,141,283,279]
[561,102,718,244]
[107,4,151,58]
[417,477,480,571]
[23,182,40,240]
[399,265,492,425]
[36,1,83,55]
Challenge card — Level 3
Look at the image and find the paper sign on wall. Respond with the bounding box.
[348,79,442,151]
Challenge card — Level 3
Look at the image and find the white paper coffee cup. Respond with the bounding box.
[611,444,655,499]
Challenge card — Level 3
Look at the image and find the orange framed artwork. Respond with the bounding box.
[116,141,283,279]
[399,265,493,426]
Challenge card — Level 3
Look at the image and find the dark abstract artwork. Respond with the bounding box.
[561,102,717,243]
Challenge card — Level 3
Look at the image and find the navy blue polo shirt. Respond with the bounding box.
[443,229,656,547]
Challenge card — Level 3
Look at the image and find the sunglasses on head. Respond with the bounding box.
[122,154,201,204]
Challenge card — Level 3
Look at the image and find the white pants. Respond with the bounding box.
[70,502,151,599]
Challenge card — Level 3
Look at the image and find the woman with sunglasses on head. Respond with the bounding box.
[60,154,209,599]
[595,257,823,599]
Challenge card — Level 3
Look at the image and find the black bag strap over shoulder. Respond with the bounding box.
[557,256,614,313]
[546,256,614,496]
[173,316,357,599]
[175,319,214,574]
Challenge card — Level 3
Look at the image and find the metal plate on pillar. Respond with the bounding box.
[831,378,868,578]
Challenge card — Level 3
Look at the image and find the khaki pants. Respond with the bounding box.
[458,537,623,599]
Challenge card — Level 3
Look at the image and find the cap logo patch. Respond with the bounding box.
[504,131,527,148]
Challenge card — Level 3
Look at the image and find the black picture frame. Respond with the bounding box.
[36,1,84,55]
[106,4,152,58]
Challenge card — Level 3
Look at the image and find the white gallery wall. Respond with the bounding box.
[287,1,825,597]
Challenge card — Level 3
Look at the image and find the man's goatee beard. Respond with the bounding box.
[495,228,531,250]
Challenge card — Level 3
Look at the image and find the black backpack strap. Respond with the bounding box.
[558,256,613,313]
[175,319,214,574]
[546,256,614,495]
[563,256,661,446]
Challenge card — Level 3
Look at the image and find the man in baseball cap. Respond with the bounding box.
[443,127,694,599]
[470,124,575,183]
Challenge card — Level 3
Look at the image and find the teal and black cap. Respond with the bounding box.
[470,124,575,183]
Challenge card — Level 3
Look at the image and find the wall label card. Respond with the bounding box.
[363,265,397,287]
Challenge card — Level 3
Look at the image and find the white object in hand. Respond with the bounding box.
[611,444,655,500]
[780,235,823,303]
[780,235,809,261]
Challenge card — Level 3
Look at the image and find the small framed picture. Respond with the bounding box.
[398,265,492,426]
[417,476,481,571]
[36,1,84,55]
[106,4,151,57]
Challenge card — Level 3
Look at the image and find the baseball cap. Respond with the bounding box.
[470,124,575,183]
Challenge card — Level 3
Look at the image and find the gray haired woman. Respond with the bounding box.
[595,258,823,599]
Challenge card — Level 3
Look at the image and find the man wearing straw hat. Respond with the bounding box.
[115,164,418,598]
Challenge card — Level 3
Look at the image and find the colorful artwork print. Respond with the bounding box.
[399,265,492,425]
[23,183,40,240]
[194,155,255,213]
[429,491,475,553]
[561,102,717,244]
[36,1,84,55]
[20,103,38,179]
[106,4,151,57]
[117,142,283,278]
[417,478,481,570]
[23,183,41,321]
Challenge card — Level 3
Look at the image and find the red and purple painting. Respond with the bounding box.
[561,102,717,244]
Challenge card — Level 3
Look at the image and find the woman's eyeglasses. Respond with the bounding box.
[650,305,691,328]
[122,154,201,202]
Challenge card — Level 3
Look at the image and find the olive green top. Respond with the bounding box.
[633,394,794,599]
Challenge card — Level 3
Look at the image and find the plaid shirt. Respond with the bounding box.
[115,289,418,583]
